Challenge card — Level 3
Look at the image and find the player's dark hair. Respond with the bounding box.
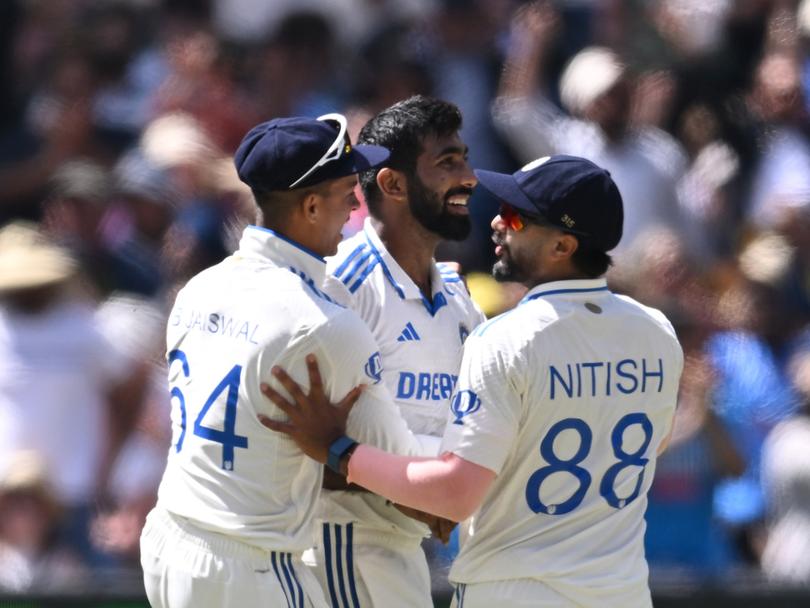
[251,183,326,224]
[571,244,612,278]
[357,95,463,217]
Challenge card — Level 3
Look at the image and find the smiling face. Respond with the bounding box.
[407,132,476,240]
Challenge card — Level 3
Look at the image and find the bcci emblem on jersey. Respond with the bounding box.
[364,352,383,384]
[458,322,470,344]
[451,389,481,425]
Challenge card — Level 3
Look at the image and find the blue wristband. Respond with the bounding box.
[327,435,358,474]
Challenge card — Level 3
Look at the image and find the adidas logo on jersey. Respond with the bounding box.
[397,322,421,342]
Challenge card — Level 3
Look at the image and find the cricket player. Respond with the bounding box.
[260,155,684,607]
[312,96,485,607]
[140,114,434,608]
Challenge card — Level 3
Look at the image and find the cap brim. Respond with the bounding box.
[474,169,537,215]
[296,143,390,188]
[349,143,389,171]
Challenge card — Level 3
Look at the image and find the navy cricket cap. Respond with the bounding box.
[234,114,390,192]
[474,155,624,252]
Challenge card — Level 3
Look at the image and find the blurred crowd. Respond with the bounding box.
[1,0,809,596]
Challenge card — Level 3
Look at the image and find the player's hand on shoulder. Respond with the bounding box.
[258,354,364,464]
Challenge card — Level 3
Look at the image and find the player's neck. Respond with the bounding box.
[370,216,439,297]
[524,265,594,291]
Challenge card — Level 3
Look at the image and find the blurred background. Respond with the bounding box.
[0,0,809,606]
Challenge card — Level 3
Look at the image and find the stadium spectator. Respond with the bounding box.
[0,47,99,223]
[152,27,256,152]
[491,2,698,260]
[40,159,116,297]
[644,317,744,579]
[101,148,178,298]
[745,50,810,232]
[0,451,85,592]
[0,223,147,567]
[674,103,741,260]
[89,295,169,567]
[760,348,810,584]
[706,263,805,565]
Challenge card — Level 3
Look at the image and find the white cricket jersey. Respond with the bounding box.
[155,226,421,552]
[320,218,485,538]
[441,278,683,606]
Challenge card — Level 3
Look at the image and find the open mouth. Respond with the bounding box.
[446,193,470,213]
[492,232,507,257]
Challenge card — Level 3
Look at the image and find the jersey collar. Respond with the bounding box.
[238,225,327,284]
[362,218,446,304]
[520,277,610,305]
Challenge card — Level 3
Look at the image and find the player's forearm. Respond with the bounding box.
[346,446,485,522]
[345,385,429,457]
[498,3,557,100]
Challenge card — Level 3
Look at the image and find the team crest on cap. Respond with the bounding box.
[451,389,481,425]
[560,214,576,228]
[521,156,550,172]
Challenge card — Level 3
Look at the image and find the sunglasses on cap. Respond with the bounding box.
[289,113,352,189]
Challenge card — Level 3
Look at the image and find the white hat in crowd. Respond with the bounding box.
[0,222,77,293]
[559,47,626,115]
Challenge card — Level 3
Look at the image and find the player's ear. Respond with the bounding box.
[377,168,407,202]
[300,190,322,224]
[552,233,579,260]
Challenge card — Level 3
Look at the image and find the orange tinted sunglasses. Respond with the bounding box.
[499,203,531,232]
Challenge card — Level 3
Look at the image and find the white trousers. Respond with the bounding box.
[304,522,433,608]
[140,507,328,608]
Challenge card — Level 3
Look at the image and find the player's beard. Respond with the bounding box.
[492,236,530,284]
[493,252,524,283]
[407,175,472,241]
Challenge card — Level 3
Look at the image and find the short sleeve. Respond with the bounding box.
[312,310,424,456]
[440,332,523,473]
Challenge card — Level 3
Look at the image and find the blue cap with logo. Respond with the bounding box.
[475,155,624,252]
[234,113,390,192]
